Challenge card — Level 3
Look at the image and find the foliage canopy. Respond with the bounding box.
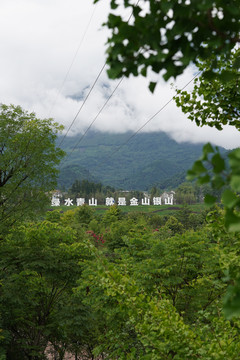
[1,205,240,358]
[93,0,240,318]
[0,104,64,232]
[174,49,240,130]
[94,0,239,90]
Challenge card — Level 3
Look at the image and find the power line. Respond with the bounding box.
[59,0,141,148]
[60,76,124,166]
[58,62,106,147]
[63,0,144,154]
[101,71,201,160]
[59,70,201,174]
[48,6,97,118]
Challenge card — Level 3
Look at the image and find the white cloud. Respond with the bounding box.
[0,0,239,150]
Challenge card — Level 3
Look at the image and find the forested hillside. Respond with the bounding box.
[1,0,239,358]
[58,131,225,190]
[1,205,240,359]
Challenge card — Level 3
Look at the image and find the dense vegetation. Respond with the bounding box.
[95,0,239,90]
[0,104,64,234]
[94,0,240,317]
[1,1,239,358]
[58,131,214,190]
[70,179,116,198]
[1,204,240,359]
[62,178,221,207]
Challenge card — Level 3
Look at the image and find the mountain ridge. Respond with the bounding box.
[58,131,226,190]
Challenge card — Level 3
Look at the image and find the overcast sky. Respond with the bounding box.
[0,0,239,149]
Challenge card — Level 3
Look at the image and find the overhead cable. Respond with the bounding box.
[103,71,202,160]
[60,70,201,174]
[59,0,141,147]
[60,76,125,167]
[58,63,106,147]
[49,6,97,118]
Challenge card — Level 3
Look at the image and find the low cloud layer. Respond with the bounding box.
[0,0,239,150]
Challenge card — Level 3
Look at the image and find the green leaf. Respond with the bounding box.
[192,160,207,174]
[233,55,240,70]
[202,70,216,81]
[225,209,240,232]
[110,0,118,9]
[231,148,240,159]
[197,2,212,10]
[212,175,225,189]
[229,148,240,170]
[222,189,239,208]
[230,175,240,192]
[197,174,210,184]
[202,143,214,158]
[211,153,225,173]
[141,67,147,77]
[149,81,157,93]
[219,70,236,82]
[228,217,240,232]
[107,65,123,79]
[223,281,240,319]
[160,1,173,13]
[204,194,217,206]
[186,170,196,181]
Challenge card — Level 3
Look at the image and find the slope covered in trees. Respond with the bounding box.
[0,0,239,357]
[0,104,64,234]
[93,0,240,316]
[58,131,226,190]
[0,205,240,359]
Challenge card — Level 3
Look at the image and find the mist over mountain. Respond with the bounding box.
[58,131,227,191]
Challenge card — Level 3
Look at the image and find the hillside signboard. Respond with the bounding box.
[51,195,174,207]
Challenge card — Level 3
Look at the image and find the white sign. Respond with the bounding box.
[153,197,162,205]
[51,194,175,206]
[76,198,85,206]
[165,196,173,205]
[106,197,115,206]
[118,197,127,206]
[130,197,138,206]
[142,197,150,205]
[64,198,73,206]
[89,198,97,206]
[51,196,60,206]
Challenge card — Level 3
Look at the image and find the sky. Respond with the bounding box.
[0,0,239,149]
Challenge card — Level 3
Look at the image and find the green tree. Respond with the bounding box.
[102,204,122,225]
[69,179,116,205]
[94,0,239,90]
[150,186,160,198]
[0,221,91,359]
[174,50,240,130]
[79,225,240,359]
[175,182,196,204]
[186,145,240,317]
[164,215,184,234]
[94,0,240,318]
[173,48,240,236]
[74,204,95,227]
[174,203,192,228]
[0,104,64,232]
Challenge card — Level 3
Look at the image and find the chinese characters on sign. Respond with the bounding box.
[51,194,175,206]
[142,197,150,205]
[118,197,126,206]
[106,197,115,206]
[64,198,73,206]
[153,197,161,205]
[130,197,138,206]
[89,197,97,206]
[76,198,85,206]
[51,196,60,207]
